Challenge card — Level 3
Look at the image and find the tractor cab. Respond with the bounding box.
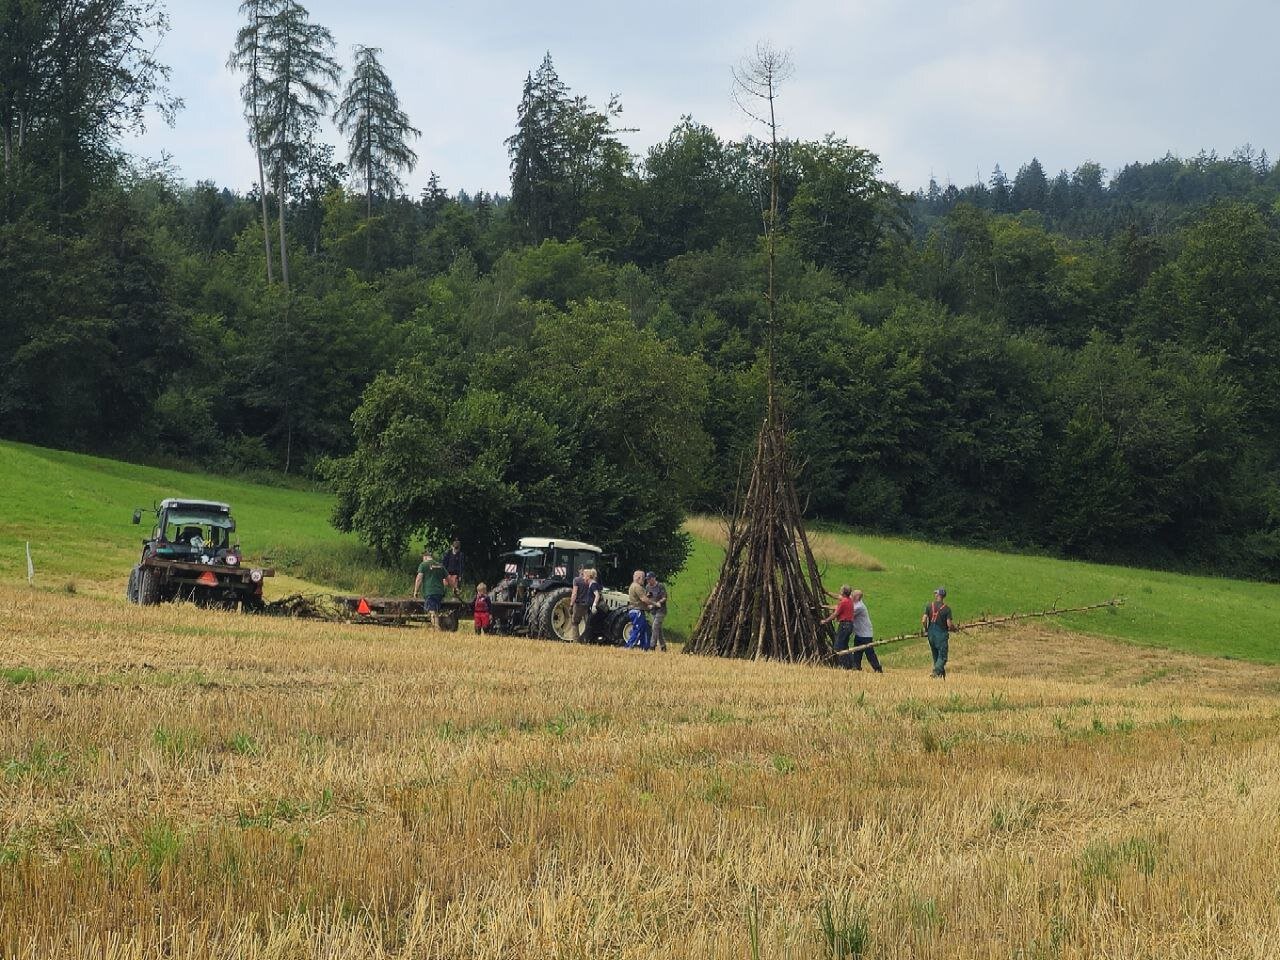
[500,537,605,593]
[136,498,241,565]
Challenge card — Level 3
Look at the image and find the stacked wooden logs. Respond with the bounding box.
[685,402,833,663]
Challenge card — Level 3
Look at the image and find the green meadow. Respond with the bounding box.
[4,440,1278,663]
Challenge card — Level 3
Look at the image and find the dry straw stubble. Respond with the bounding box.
[2,583,1279,958]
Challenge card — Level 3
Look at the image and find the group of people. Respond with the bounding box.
[569,566,668,650]
[413,539,956,676]
[821,585,956,678]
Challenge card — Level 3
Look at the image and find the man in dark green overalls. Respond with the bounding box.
[921,587,956,679]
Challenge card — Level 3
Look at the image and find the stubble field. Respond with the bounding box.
[3,583,1279,959]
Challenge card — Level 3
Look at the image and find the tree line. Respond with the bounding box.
[3,1,1279,580]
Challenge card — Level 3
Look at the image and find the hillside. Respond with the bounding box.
[4,440,1279,664]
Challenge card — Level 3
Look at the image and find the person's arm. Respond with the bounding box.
[570,582,579,605]
[412,572,423,597]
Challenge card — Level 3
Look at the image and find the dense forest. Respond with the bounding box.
[4,1,1280,579]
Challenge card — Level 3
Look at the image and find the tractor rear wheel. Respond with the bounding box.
[137,566,160,606]
[126,566,140,603]
[542,587,574,641]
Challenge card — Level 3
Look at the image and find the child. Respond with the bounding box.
[472,583,493,635]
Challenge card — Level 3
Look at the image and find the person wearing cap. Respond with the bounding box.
[413,550,447,617]
[645,572,668,652]
[921,587,956,678]
[625,569,653,650]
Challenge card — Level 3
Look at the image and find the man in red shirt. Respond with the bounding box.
[822,585,856,670]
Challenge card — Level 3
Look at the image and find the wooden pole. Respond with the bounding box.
[832,598,1126,659]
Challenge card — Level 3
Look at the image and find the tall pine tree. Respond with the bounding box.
[334,45,420,224]
[257,0,339,289]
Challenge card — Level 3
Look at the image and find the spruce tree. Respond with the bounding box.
[228,0,280,283]
[257,0,339,289]
[334,44,420,225]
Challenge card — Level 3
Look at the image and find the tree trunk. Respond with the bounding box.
[256,144,274,284]
[250,78,274,284]
[365,150,373,270]
[276,171,290,289]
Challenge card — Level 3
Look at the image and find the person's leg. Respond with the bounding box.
[651,611,666,651]
[927,632,941,676]
[640,614,652,651]
[936,632,948,677]
[860,639,883,673]
[835,623,853,670]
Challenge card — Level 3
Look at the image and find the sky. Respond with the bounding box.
[122,0,1279,198]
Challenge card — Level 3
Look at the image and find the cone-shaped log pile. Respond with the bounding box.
[685,402,833,662]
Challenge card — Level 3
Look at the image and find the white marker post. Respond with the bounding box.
[26,542,34,585]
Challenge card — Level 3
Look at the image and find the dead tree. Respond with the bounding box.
[685,45,832,663]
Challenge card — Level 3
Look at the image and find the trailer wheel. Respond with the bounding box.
[137,567,160,606]
[438,611,459,632]
[126,566,141,603]
[542,587,574,641]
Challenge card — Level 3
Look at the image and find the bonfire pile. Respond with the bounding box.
[685,398,832,662]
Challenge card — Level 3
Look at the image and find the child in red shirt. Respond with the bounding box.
[472,583,493,634]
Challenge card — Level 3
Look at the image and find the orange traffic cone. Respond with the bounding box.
[356,597,371,616]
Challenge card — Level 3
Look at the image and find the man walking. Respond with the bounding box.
[822,585,856,669]
[413,550,447,620]
[645,571,668,651]
[921,587,956,678]
[626,569,652,650]
[849,589,882,673]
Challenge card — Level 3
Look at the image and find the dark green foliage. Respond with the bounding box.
[4,33,1280,582]
[327,291,708,579]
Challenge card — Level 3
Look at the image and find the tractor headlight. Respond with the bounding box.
[250,568,263,583]
[225,554,240,566]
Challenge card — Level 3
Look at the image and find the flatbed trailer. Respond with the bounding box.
[332,595,523,631]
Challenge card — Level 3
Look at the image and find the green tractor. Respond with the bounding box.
[489,537,631,642]
[126,498,273,610]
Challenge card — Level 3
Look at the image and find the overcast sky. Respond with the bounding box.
[122,0,1278,197]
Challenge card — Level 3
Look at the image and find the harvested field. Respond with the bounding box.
[2,582,1279,958]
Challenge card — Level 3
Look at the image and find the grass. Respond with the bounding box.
[2,582,1279,957]
[7,439,1280,664]
[7,442,1280,956]
[0,440,407,597]
[671,518,1280,664]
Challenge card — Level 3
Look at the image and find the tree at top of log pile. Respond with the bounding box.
[685,398,832,661]
[685,43,833,663]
